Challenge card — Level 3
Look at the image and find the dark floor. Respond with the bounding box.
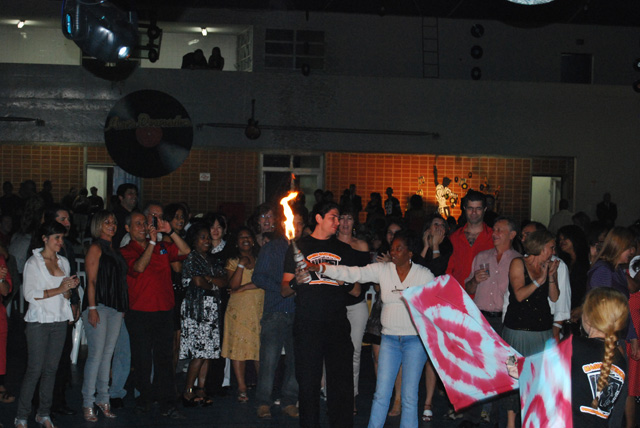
[1,311,473,428]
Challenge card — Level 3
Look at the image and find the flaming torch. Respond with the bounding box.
[280,191,312,283]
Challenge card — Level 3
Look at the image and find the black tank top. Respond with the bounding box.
[82,239,129,312]
[503,258,553,331]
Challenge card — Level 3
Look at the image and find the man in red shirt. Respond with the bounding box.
[446,190,494,290]
[121,211,190,417]
[446,190,494,427]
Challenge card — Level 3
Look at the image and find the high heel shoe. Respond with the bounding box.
[35,415,58,428]
[96,402,117,418]
[14,418,28,428]
[83,406,98,423]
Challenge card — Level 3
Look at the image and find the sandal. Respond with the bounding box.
[182,389,203,407]
[194,387,213,407]
[422,404,433,422]
[35,415,57,428]
[237,391,249,403]
[0,389,15,404]
[83,406,98,423]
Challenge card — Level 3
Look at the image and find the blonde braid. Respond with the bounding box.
[590,333,618,409]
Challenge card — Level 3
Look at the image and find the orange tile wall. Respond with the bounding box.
[0,145,85,201]
[0,144,258,220]
[325,153,571,224]
[0,145,573,227]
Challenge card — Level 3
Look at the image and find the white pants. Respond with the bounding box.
[347,299,369,396]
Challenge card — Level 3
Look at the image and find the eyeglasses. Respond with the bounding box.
[260,214,273,219]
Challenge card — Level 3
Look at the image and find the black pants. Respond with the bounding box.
[294,316,354,428]
[126,310,175,406]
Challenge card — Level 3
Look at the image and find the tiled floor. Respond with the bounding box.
[2,312,474,428]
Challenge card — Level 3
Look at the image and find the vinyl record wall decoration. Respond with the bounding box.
[104,90,193,178]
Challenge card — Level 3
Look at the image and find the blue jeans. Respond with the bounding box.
[81,305,123,407]
[256,312,297,407]
[368,334,428,428]
[109,320,131,399]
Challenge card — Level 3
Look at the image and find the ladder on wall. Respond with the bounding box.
[423,17,439,78]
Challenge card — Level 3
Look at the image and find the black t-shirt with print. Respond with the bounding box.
[284,235,356,321]
[571,335,626,427]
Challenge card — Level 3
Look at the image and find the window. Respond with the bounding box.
[265,29,324,71]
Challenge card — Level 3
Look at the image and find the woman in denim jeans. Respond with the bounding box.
[81,210,129,422]
[309,230,434,428]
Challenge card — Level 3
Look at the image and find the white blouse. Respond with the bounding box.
[323,262,434,336]
[23,249,73,323]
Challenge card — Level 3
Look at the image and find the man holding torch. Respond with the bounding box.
[281,201,360,428]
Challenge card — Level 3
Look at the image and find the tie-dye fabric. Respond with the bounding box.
[402,274,521,410]
[518,336,573,428]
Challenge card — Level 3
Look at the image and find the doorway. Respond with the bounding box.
[86,165,113,209]
[530,176,562,227]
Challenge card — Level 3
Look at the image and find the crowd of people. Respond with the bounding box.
[0,179,639,428]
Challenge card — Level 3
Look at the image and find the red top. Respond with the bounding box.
[121,239,183,312]
[446,223,494,289]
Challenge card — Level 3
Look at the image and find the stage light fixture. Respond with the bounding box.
[61,0,138,63]
[17,20,25,29]
[201,27,208,36]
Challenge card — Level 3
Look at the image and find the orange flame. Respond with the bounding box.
[280,191,299,241]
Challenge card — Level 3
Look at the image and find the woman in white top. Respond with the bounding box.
[14,221,80,428]
[308,230,434,428]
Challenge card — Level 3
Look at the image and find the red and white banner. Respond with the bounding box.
[402,275,521,410]
[518,336,573,428]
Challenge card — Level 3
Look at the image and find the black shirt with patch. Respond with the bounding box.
[571,335,626,427]
[284,235,356,321]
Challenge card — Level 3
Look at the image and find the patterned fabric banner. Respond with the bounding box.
[402,275,521,411]
[518,337,573,428]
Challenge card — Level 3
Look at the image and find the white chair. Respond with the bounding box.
[75,257,85,275]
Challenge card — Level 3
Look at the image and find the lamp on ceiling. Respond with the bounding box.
[201,27,208,36]
[17,20,25,29]
[61,0,138,62]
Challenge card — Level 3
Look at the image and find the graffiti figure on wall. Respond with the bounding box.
[433,165,458,218]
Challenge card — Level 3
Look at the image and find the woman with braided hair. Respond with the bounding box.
[507,287,628,426]
[572,287,628,425]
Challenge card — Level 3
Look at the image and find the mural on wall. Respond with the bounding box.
[433,165,459,218]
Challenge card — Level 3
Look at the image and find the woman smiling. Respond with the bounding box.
[81,210,129,422]
[15,221,80,428]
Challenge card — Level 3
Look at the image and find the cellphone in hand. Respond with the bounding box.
[152,216,158,228]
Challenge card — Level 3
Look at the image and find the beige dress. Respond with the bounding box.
[221,258,264,361]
